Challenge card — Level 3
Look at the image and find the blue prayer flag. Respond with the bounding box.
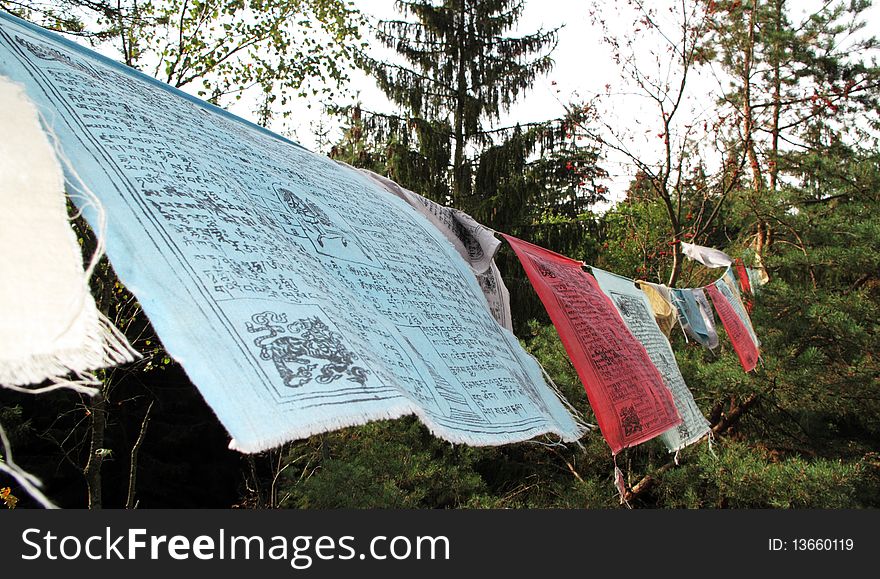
[0,13,584,451]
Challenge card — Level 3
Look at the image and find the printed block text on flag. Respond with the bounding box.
[707,281,760,372]
[503,235,680,454]
[0,13,584,452]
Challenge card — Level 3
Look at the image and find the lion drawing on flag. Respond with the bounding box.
[246,311,368,388]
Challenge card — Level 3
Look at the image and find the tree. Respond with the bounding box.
[584,0,737,287]
[362,0,558,206]
[346,0,611,228]
[2,0,367,123]
[708,0,880,265]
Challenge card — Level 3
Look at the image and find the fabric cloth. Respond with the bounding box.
[707,280,760,372]
[747,266,770,293]
[358,168,513,331]
[635,281,678,336]
[672,288,719,350]
[0,13,584,451]
[734,258,752,296]
[692,288,720,349]
[594,269,710,452]
[503,235,681,454]
[722,268,760,347]
[680,242,734,268]
[0,75,137,388]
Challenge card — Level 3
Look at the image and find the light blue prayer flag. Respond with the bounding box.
[0,13,584,451]
[671,288,718,350]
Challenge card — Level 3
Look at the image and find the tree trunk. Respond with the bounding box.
[760,0,784,265]
[743,0,771,266]
[452,0,468,208]
[668,241,683,288]
[83,393,107,509]
[743,0,762,195]
[768,0,783,193]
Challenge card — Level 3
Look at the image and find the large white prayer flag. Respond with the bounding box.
[0,75,137,390]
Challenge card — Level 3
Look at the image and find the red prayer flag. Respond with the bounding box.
[502,235,681,454]
[706,282,759,372]
[735,258,752,295]
[734,259,754,312]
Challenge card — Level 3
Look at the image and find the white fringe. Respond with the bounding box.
[535,356,596,436]
[0,421,57,509]
[0,80,139,389]
[613,454,631,508]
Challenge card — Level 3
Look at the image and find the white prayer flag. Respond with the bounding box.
[0,76,137,390]
[681,242,734,268]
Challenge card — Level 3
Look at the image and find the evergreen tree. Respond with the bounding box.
[363,0,558,207]
[341,0,606,233]
[709,0,880,263]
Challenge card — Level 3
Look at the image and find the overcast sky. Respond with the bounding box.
[283,0,614,150]
[133,0,875,206]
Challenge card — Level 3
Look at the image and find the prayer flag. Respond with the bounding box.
[747,266,770,293]
[0,13,584,451]
[358,168,512,330]
[594,269,710,452]
[503,235,681,454]
[722,268,760,347]
[734,258,752,296]
[0,76,137,389]
[671,288,719,350]
[681,242,733,268]
[707,280,760,372]
[635,281,678,336]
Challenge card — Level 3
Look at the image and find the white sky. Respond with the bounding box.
[280,0,616,150]
[261,0,878,206]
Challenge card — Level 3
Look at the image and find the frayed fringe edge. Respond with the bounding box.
[0,420,57,508]
[0,311,140,392]
[662,424,713,454]
[228,400,589,454]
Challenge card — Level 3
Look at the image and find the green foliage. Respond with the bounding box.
[333,1,607,334]
[4,0,366,124]
[597,196,671,282]
[655,441,863,508]
[281,418,488,508]
[370,0,556,131]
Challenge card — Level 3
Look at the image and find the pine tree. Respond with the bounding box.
[335,1,607,330]
[363,0,558,207]
[709,0,880,263]
[345,0,607,231]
